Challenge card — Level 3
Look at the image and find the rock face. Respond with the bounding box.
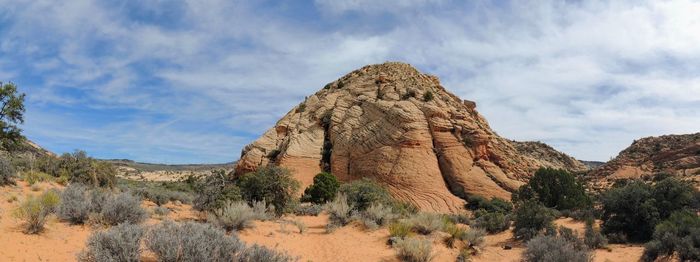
[235,62,587,212]
[591,133,700,184]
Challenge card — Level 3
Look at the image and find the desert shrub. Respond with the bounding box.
[401,90,417,100]
[389,221,414,240]
[642,210,700,261]
[465,196,512,213]
[472,210,510,234]
[651,177,697,218]
[239,244,295,262]
[193,170,242,212]
[446,213,471,225]
[153,206,170,217]
[292,219,306,234]
[22,170,53,185]
[406,213,448,235]
[523,235,591,262]
[464,228,487,249]
[14,190,58,234]
[207,201,257,231]
[78,223,144,262]
[601,177,697,242]
[293,203,323,216]
[356,203,398,230]
[100,192,147,225]
[237,166,299,215]
[325,193,353,232]
[393,237,433,262]
[59,151,116,188]
[57,183,92,224]
[0,156,16,186]
[301,172,340,204]
[514,201,556,240]
[146,221,246,262]
[443,224,467,248]
[513,168,590,211]
[338,178,393,211]
[145,220,182,262]
[583,220,608,249]
[422,91,433,102]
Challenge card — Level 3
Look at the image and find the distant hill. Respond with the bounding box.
[103,159,236,182]
[590,133,700,189]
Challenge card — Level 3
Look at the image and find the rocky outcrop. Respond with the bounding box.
[235,62,587,212]
[591,133,700,184]
[510,141,589,173]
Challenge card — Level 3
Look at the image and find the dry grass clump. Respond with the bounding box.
[13,189,60,234]
[207,200,273,231]
[393,237,433,262]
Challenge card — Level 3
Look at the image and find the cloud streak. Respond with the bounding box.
[0,0,698,163]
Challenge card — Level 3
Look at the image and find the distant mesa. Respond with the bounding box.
[234,62,587,212]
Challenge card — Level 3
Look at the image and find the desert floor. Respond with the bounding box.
[0,181,644,262]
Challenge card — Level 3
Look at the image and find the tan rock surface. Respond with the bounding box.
[591,133,700,189]
[235,62,587,212]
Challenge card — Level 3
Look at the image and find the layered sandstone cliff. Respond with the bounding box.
[235,62,586,212]
[591,133,700,184]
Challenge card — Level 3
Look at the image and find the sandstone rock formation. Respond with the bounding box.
[591,133,700,185]
[235,62,587,212]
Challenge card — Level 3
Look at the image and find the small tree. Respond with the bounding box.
[513,200,556,240]
[0,82,26,151]
[601,178,698,242]
[301,172,340,204]
[237,166,299,215]
[513,168,590,211]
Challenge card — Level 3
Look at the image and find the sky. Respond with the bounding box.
[0,0,699,164]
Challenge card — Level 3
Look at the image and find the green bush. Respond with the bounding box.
[473,210,510,234]
[193,170,242,212]
[56,151,116,188]
[601,177,698,242]
[523,235,591,262]
[338,178,393,211]
[465,195,513,213]
[513,168,590,210]
[514,201,556,240]
[78,223,144,262]
[642,210,700,261]
[237,166,299,215]
[422,91,433,102]
[301,172,340,204]
[0,156,16,186]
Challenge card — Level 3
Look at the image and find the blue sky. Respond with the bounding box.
[1,0,699,164]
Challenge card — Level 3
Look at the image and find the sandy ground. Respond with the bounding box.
[0,181,647,262]
[238,214,458,262]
